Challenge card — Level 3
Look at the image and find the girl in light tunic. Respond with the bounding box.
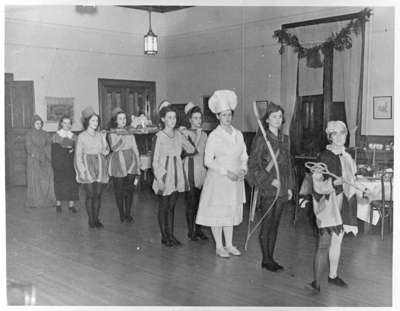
[182,102,208,241]
[108,107,141,223]
[196,90,248,258]
[152,101,196,247]
[75,107,110,228]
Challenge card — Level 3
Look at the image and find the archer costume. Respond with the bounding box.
[247,129,294,270]
[108,129,141,222]
[182,128,208,240]
[152,129,196,246]
[196,125,248,227]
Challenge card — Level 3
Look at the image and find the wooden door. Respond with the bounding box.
[5,75,35,186]
[98,79,156,129]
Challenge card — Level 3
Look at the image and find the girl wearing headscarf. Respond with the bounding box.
[25,114,56,208]
[152,101,196,247]
[108,107,141,223]
[246,102,295,271]
[196,90,248,258]
[51,115,79,213]
[182,102,208,241]
[306,120,365,292]
[75,107,110,228]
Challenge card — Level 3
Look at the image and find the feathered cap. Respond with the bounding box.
[184,102,198,115]
[158,100,171,112]
[208,90,237,114]
[81,106,96,119]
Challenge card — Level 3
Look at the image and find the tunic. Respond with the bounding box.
[25,128,56,207]
[182,129,207,189]
[152,130,196,196]
[75,131,110,184]
[108,130,141,177]
[312,146,359,235]
[51,131,79,201]
[196,125,248,226]
[246,129,295,198]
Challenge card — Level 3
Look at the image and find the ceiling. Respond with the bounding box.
[118,6,193,13]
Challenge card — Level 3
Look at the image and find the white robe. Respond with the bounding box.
[196,125,248,226]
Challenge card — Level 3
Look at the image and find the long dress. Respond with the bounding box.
[51,130,79,201]
[25,128,56,207]
[196,125,248,226]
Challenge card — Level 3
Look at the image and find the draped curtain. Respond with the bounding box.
[281,19,366,147]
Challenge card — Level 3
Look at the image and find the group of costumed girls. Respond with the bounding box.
[25,89,368,293]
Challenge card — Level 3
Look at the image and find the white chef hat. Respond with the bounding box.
[158,100,171,112]
[326,120,347,135]
[208,90,237,114]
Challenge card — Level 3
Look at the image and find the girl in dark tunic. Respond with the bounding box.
[51,116,79,213]
[25,114,56,208]
[247,102,295,271]
[306,120,367,292]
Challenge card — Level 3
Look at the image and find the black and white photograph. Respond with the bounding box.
[2,1,398,309]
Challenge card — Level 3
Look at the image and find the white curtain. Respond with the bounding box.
[334,32,363,147]
[280,46,298,135]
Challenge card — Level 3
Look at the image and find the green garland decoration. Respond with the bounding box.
[273,8,372,58]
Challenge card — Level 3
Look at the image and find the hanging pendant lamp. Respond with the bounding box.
[144,9,158,55]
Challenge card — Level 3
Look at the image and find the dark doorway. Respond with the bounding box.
[5,73,35,186]
[98,79,156,129]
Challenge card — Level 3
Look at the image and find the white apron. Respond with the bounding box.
[196,126,248,226]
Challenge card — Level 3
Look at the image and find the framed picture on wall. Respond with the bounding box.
[46,96,74,122]
[373,96,392,119]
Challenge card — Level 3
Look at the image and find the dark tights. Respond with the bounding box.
[83,182,104,228]
[158,192,180,246]
[113,174,135,222]
[259,197,285,264]
[184,187,205,238]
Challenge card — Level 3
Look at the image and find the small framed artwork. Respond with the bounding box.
[46,96,74,122]
[373,96,392,119]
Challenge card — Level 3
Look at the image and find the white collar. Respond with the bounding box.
[57,129,73,139]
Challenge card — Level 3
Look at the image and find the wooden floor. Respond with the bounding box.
[6,184,392,307]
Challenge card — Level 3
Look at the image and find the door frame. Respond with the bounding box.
[98,78,156,128]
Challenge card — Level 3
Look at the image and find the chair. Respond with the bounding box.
[370,172,393,240]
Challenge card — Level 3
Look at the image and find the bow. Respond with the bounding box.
[244,101,281,250]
